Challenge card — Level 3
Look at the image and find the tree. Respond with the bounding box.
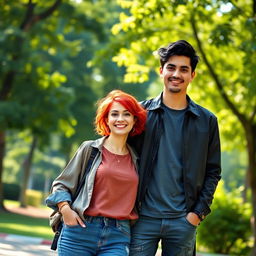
[0,0,149,210]
[109,0,256,253]
[0,0,103,209]
[0,0,65,210]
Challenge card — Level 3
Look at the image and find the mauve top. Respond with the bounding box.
[84,146,138,220]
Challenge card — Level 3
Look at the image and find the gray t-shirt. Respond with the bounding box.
[141,104,187,218]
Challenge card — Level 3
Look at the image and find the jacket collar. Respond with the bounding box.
[91,136,139,161]
[147,93,200,117]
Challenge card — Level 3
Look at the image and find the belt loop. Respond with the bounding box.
[84,215,92,223]
[103,217,108,226]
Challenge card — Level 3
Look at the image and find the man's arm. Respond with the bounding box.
[193,116,221,219]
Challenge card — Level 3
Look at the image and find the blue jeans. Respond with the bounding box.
[130,215,196,256]
[58,216,131,256]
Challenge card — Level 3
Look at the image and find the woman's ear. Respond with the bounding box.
[133,116,137,126]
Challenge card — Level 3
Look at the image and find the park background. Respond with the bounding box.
[0,0,255,255]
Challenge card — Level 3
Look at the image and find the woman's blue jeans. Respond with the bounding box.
[58,216,131,256]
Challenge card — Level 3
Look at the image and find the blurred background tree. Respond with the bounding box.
[0,0,149,210]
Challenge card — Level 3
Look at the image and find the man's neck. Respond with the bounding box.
[162,91,187,110]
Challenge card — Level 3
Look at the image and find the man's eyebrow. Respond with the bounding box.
[166,64,190,69]
[181,65,189,69]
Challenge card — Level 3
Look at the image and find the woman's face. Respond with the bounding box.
[106,102,135,137]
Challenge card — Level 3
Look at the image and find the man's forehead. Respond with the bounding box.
[165,56,191,68]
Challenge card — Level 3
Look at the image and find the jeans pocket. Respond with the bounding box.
[65,224,81,228]
[117,222,131,237]
[184,217,197,228]
[130,243,144,252]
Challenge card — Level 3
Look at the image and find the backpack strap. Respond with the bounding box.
[72,147,98,201]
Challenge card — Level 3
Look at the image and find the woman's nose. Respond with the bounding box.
[117,114,124,121]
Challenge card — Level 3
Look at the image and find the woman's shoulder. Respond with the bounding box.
[79,137,105,152]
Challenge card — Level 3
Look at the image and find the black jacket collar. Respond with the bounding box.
[145,93,200,117]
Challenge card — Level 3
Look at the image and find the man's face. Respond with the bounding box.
[160,55,195,95]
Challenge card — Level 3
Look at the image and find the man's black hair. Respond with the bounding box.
[158,40,199,72]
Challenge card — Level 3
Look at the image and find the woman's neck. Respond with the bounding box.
[103,135,129,155]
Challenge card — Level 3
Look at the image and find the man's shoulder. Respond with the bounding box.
[140,98,153,108]
[194,103,217,119]
[189,97,217,120]
[140,94,162,110]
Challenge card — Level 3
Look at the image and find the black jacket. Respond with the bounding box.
[130,93,221,219]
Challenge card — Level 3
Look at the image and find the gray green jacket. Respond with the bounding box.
[45,137,139,221]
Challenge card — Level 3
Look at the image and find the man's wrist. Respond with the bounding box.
[193,211,205,221]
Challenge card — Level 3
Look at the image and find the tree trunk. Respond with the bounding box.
[19,136,37,208]
[242,167,249,203]
[251,187,256,256]
[0,131,6,211]
[245,124,256,256]
[44,172,51,195]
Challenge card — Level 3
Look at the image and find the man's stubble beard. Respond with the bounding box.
[169,87,181,93]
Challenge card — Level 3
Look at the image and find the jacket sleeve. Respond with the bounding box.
[193,116,221,218]
[45,141,90,210]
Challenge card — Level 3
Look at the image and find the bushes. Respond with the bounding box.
[197,181,252,255]
[3,183,20,200]
[4,184,43,207]
[25,189,43,207]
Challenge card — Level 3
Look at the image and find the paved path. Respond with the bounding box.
[0,233,56,256]
[0,233,167,256]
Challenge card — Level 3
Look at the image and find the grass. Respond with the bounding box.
[0,200,54,240]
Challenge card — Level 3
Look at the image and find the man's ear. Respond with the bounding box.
[191,71,196,81]
[159,66,163,76]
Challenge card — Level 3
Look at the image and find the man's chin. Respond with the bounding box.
[169,88,181,93]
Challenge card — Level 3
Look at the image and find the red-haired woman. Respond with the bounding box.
[46,90,147,256]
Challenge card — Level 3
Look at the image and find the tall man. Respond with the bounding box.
[129,40,221,256]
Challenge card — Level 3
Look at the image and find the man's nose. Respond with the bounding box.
[173,69,180,77]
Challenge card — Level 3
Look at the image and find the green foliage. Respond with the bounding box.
[110,0,256,151]
[3,183,20,201]
[197,181,252,255]
[25,189,43,207]
[221,151,247,191]
[1,0,150,198]
[0,203,52,239]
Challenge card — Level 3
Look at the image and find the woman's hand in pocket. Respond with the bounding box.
[61,205,86,227]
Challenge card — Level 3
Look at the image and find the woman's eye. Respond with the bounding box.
[111,113,118,117]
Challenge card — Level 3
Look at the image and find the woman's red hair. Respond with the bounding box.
[95,90,147,136]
